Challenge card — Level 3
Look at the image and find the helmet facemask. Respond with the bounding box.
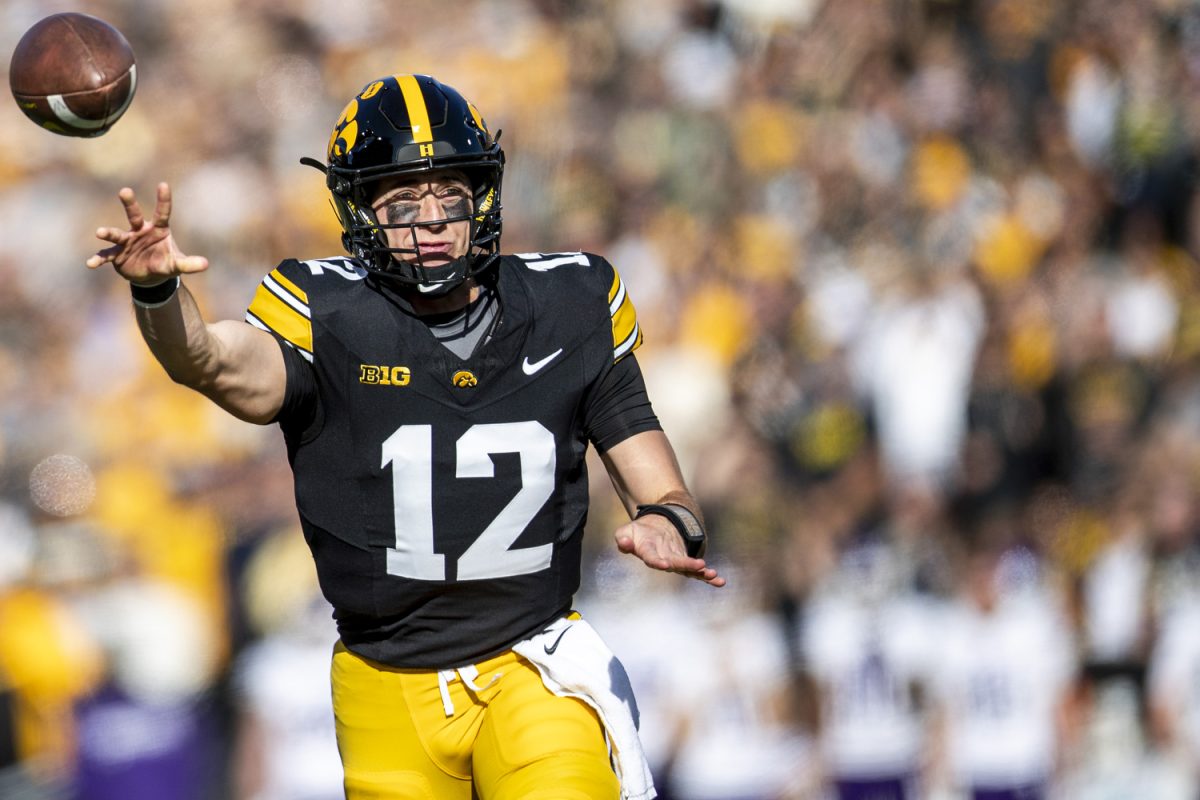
[337,162,503,296]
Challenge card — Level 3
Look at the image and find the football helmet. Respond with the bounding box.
[301,74,504,294]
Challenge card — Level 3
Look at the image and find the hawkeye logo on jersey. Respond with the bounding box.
[360,365,411,386]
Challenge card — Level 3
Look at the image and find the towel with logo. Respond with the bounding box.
[512,615,656,800]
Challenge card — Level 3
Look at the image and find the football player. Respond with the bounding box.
[803,541,936,800]
[928,542,1075,800]
[87,74,724,799]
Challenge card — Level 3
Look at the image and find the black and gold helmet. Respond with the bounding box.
[302,74,504,292]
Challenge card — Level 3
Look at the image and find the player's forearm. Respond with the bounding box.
[601,430,703,522]
[133,282,224,389]
[134,283,287,424]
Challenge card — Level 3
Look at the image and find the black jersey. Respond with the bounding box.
[245,251,656,668]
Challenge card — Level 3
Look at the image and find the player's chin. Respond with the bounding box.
[414,254,454,265]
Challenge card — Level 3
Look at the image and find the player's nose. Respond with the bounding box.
[418,195,450,225]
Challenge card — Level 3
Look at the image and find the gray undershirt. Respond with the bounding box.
[417,285,499,359]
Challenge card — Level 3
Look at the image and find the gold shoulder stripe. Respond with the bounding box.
[246,314,313,362]
[247,283,313,354]
[607,271,621,305]
[611,292,638,345]
[397,75,433,143]
[269,268,308,304]
[614,322,642,363]
[609,270,641,361]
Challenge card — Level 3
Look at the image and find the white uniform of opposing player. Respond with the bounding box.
[664,603,811,800]
[590,568,810,800]
[804,587,937,787]
[930,570,1074,795]
[234,606,344,800]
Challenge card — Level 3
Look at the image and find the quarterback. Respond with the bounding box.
[86,74,723,799]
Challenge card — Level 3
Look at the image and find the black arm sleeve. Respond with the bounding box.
[583,353,662,454]
[270,340,320,440]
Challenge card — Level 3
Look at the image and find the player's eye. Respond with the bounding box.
[438,193,470,218]
[382,189,471,224]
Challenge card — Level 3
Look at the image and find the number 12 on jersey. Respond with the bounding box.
[381,422,557,582]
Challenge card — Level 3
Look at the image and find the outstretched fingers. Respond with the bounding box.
[152,182,172,229]
[94,226,131,245]
[85,244,122,269]
[118,186,145,230]
[615,526,726,587]
[174,255,210,274]
[660,553,726,586]
[86,226,131,269]
[687,563,726,587]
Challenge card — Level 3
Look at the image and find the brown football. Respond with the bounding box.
[9,13,136,138]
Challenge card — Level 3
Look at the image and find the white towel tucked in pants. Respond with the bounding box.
[513,616,656,800]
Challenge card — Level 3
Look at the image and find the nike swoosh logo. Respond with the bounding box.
[522,348,563,375]
[543,625,571,655]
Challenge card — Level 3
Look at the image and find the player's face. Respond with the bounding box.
[372,170,473,266]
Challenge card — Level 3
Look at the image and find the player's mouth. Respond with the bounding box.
[416,241,455,257]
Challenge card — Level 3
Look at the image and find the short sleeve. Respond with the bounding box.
[582,352,661,453]
[244,261,319,435]
[271,338,319,437]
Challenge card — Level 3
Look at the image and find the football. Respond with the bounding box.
[8,12,137,137]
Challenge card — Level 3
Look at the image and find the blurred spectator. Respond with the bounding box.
[851,262,985,490]
[1147,591,1200,799]
[229,528,341,800]
[658,574,812,800]
[927,540,1076,800]
[801,539,938,800]
[71,575,222,800]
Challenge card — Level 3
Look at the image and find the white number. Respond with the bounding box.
[382,422,557,581]
[516,252,590,271]
[456,422,556,579]
[303,258,367,279]
[381,425,444,580]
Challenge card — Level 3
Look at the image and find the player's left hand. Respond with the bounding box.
[614,517,726,587]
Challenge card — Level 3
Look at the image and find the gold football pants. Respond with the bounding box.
[331,641,621,799]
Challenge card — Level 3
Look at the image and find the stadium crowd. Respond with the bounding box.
[1,0,1200,797]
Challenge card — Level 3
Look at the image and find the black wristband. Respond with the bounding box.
[130,276,180,307]
[635,503,707,558]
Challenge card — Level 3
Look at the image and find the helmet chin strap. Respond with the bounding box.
[382,253,472,297]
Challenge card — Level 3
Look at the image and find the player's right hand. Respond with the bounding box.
[86,182,209,284]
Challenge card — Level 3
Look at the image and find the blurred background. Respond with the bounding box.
[1,0,1199,797]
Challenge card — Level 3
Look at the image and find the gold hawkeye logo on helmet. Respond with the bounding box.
[452,370,478,388]
[328,98,359,159]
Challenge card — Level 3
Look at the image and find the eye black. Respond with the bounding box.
[385,202,420,224]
